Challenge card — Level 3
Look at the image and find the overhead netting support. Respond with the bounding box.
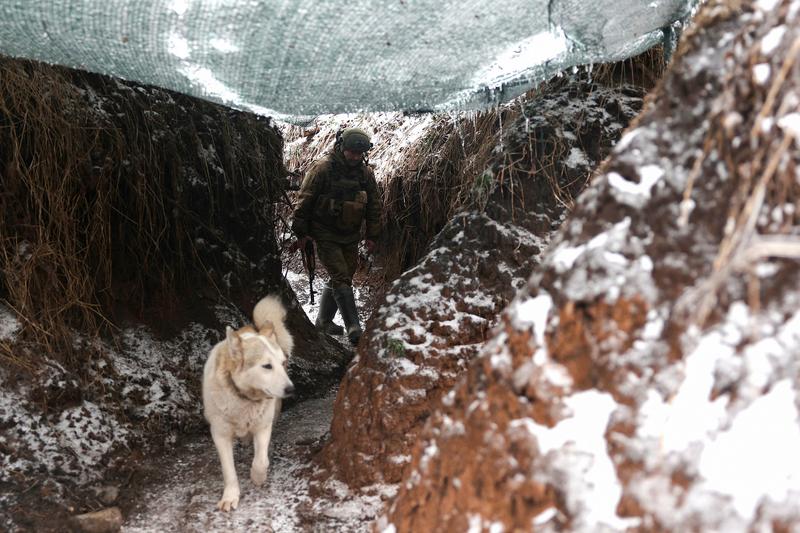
[0,0,695,120]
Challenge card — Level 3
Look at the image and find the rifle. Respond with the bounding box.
[288,237,316,303]
[296,238,316,305]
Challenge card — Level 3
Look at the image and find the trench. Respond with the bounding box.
[121,389,351,532]
[0,47,664,532]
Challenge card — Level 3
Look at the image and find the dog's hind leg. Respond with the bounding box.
[211,429,240,511]
[251,423,274,487]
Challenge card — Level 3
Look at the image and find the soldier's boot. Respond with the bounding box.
[333,286,363,345]
[314,287,344,335]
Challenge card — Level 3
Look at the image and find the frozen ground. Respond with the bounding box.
[116,266,387,532]
[122,387,391,532]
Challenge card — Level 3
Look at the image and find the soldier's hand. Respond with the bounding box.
[364,239,376,254]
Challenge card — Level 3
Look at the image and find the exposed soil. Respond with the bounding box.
[318,80,645,491]
[6,2,798,531]
[382,1,800,531]
[0,57,351,532]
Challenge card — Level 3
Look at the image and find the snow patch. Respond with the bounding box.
[533,506,558,525]
[552,243,586,272]
[756,0,781,10]
[638,331,731,453]
[513,293,552,364]
[565,147,589,169]
[761,26,786,55]
[752,63,770,85]
[778,113,800,141]
[614,128,640,153]
[55,402,129,473]
[390,357,420,376]
[0,305,20,341]
[607,165,663,208]
[513,391,636,531]
[0,388,129,485]
[699,379,800,522]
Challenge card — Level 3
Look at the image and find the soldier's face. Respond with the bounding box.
[343,149,364,166]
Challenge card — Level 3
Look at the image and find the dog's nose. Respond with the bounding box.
[284,385,295,397]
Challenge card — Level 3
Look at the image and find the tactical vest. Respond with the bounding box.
[314,160,370,233]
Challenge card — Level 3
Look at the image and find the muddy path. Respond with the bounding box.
[119,387,382,532]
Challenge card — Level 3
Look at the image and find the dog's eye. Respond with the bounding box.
[262,363,273,370]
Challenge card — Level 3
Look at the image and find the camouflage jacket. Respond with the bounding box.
[291,151,381,244]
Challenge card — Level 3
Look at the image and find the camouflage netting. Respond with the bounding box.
[0,0,695,119]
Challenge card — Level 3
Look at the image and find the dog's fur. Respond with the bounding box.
[202,295,295,511]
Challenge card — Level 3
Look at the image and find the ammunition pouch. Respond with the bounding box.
[341,191,367,227]
[317,190,367,232]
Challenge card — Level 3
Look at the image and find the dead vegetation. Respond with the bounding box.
[589,45,667,90]
[378,110,516,280]
[384,48,668,280]
[674,19,800,327]
[0,57,286,372]
[277,46,669,294]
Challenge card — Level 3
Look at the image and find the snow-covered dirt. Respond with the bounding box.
[115,259,386,532]
[121,387,390,532]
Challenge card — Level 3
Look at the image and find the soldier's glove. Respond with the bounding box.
[363,239,376,254]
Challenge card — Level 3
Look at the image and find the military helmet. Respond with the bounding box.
[339,128,372,153]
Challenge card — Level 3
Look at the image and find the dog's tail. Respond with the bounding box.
[253,295,286,329]
[253,295,294,357]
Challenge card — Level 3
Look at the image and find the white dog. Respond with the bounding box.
[202,295,295,511]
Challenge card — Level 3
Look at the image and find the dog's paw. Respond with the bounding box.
[217,486,240,512]
[250,464,268,486]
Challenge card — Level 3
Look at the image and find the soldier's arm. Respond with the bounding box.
[291,164,323,238]
[364,168,382,240]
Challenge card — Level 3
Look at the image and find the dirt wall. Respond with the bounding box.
[317,81,645,491]
[382,0,800,531]
[0,56,350,530]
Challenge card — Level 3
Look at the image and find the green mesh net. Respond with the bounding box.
[0,0,694,120]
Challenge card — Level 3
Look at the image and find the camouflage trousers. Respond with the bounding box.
[315,239,359,289]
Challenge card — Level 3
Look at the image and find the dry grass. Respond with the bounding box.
[281,47,669,289]
[0,64,118,361]
[0,57,284,369]
[673,17,800,328]
[379,109,516,280]
[279,112,515,282]
[590,45,667,91]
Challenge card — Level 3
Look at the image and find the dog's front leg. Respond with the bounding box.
[211,428,240,511]
[251,424,274,486]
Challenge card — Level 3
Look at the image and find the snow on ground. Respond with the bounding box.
[111,322,214,422]
[0,375,130,487]
[0,305,226,525]
[0,303,20,341]
[123,388,388,532]
[283,240,377,332]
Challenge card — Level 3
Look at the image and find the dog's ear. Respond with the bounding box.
[259,320,278,343]
[225,326,244,365]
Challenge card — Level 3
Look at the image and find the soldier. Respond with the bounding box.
[291,127,381,344]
